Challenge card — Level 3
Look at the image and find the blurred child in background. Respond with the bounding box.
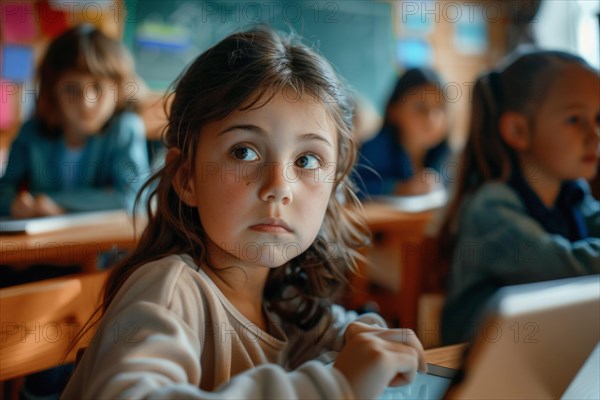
[357,67,451,197]
[0,24,149,218]
[438,50,600,345]
[0,24,150,400]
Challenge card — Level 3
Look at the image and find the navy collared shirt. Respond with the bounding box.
[508,171,588,241]
[355,126,450,197]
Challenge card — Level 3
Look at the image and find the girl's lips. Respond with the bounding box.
[249,218,293,233]
[249,224,291,233]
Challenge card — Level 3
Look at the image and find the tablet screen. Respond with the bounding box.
[379,364,455,400]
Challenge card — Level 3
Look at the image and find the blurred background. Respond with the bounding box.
[1,0,598,157]
[0,0,598,363]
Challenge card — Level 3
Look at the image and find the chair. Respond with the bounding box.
[345,234,448,348]
[0,271,108,385]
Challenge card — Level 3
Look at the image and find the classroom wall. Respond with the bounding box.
[122,0,508,147]
[425,0,508,147]
[122,0,397,112]
[1,1,571,156]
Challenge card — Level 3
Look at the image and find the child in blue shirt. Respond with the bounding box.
[357,67,451,197]
[438,50,600,345]
[0,24,150,400]
[0,24,149,218]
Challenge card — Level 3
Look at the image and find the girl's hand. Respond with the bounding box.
[11,191,37,219]
[333,322,427,399]
[34,195,65,217]
[10,192,65,218]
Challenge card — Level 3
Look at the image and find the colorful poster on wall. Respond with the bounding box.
[135,21,192,52]
[0,79,16,130]
[38,0,69,38]
[1,2,38,43]
[1,45,35,83]
[395,38,433,68]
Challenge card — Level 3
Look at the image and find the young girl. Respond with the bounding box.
[438,50,600,345]
[0,24,149,218]
[357,67,451,197]
[61,28,427,399]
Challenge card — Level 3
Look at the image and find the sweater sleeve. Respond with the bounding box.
[580,187,600,238]
[61,263,356,400]
[456,185,600,284]
[45,187,129,212]
[64,303,353,400]
[284,305,387,368]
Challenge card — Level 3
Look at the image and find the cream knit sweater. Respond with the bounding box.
[62,254,385,399]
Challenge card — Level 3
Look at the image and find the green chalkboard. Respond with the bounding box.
[123,0,396,110]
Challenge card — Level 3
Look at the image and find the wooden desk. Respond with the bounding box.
[0,202,439,331]
[361,202,435,233]
[0,213,142,272]
[348,202,440,331]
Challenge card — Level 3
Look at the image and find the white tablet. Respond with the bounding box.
[446,275,600,399]
[380,363,456,400]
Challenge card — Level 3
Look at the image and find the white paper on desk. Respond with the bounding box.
[0,209,128,235]
[371,189,448,212]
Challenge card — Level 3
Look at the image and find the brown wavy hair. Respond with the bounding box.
[36,24,146,138]
[79,27,371,339]
[437,50,594,277]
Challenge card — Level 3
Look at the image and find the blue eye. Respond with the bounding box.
[296,154,321,169]
[231,146,258,161]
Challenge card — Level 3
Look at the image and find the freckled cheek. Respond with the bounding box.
[301,180,334,209]
[194,172,249,211]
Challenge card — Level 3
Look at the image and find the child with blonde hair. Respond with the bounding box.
[439,50,600,344]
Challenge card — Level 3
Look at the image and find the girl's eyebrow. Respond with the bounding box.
[218,124,333,148]
[218,124,265,136]
[299,133,334,148]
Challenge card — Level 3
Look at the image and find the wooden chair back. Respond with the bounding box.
[0,271,107,381]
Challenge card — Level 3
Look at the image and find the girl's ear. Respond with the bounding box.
[167,148,198,207]
[498,112,531,151]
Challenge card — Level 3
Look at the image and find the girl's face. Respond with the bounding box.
[181,90,338,269]
[57,71,117,137]
[388,84,447,150]
[525,65,600,182]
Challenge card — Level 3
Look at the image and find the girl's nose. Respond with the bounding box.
[259,162,293,205]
